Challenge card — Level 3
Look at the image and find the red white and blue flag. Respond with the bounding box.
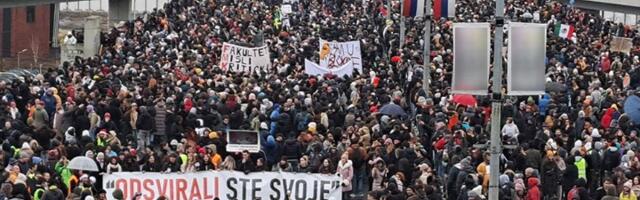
[434,0,455,19]
[402,0,425,17]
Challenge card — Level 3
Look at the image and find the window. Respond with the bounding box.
[26,6,35,23]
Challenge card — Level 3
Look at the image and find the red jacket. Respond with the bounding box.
[526,177,541,200]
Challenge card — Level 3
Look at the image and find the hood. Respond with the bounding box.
[527,177,539,187]
[338,160,352,170]
[499,174,511,186]
[265,135,276,147]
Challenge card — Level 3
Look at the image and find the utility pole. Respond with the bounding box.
[423,0,431,93]
[400,0,405,49]
[488,0,505,199]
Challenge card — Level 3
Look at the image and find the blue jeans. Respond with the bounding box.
[353,166,367,195]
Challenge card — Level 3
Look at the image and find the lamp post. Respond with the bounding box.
[17,49,27,69]
[488,0,505,199]
[423,0,431,94]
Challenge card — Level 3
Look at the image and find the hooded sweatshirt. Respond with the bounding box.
[526,177,541,200]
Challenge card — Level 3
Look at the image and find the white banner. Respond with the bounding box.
[103,171,342,200]
[305,59,354,77]
[218,43,271,73]
[319,40,362,72]
[452,23,491,95]
[508,23,547,95]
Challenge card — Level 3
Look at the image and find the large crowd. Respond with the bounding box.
[0,0,639,199]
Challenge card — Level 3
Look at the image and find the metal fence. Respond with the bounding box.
[60,0,168,13]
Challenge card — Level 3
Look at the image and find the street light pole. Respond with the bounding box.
[488,0,505,199]
[423,0,431,93]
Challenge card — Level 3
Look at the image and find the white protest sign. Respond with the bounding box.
[218,43,271,73]
[103,171,342,200]
[305,59,354,77]
[282,4,293,15]
[226,129,260,153]
[319,40,362,72]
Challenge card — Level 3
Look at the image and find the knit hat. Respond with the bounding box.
[624,180,633,189]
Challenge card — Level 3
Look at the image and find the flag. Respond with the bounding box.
[434,0,455,19]
[402,0,425,17]
[554,23,574,40]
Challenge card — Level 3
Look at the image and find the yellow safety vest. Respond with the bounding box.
[575,158,587,181]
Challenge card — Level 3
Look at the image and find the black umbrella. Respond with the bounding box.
[379,103,407,117]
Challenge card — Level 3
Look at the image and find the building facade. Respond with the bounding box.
[0,4,52,58]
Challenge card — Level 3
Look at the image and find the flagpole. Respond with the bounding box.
[423,0,431,94]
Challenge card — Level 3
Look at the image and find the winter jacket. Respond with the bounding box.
[337,160,353,192]
[262,136,279,166]
[526,177,541,200]
[154,106,167,135]
[137,110,154,131]
[603,147,621,171]
[538,94,551,116]
[31,108,49,130]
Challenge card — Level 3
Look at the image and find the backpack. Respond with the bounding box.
[296,112,310,131]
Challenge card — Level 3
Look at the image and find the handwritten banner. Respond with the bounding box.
[305,59,353,77]
[219,43,271,73]
[319,40,362,72]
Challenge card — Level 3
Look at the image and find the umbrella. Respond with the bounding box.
[68,156,99,172]
[452,94,477,107]
[545,82,567,93]
[624,95,640,124]
[379,103,407,116]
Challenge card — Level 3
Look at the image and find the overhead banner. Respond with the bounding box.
[452,23,491,95]
[319,40,362,72]
[305,59,354,77]
[103,171,341,200]
[611,36,633,54]
[219,43,271,73]
[226,130,260,153]
[508,23,547,96]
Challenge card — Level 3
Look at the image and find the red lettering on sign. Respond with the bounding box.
[130,179,141,199]
[190,179,202,200]
[215,177,219,198]
[155,179,167,199]
[143,179,154,200]
[169,179,175,200]
[177,178,188,200]
[203,177,214,199]
[115,179,128,200]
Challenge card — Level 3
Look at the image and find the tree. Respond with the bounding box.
[31,34,39,68]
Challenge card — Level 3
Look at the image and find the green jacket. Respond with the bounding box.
[55,162,72,189]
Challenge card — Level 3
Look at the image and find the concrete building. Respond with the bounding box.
[569,0,640,25]
[0,4,52,58]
